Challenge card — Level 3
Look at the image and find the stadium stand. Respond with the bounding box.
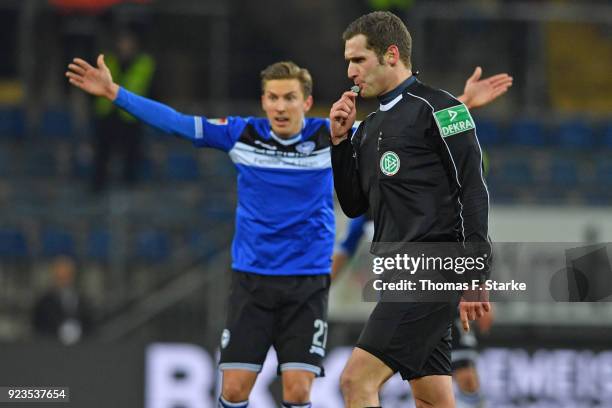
[508,118,547,147]
[0,107,25,139]
[39,108,74,139]
[134,229,171,264]
[0,228,29,260]
[557,119,595,149]
[165,151,200,182]
[40,228,76,258]
[86,229,111,263]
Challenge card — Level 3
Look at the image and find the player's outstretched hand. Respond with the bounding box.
[329,91,358,145]
[459,286,491,332]
[65,54,119,101]
[462,66,513,109]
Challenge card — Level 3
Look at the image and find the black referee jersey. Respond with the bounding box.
[331,76,491,281]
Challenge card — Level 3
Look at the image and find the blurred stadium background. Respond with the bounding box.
[0,0,611,407]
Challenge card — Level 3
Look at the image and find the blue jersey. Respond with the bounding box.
[115,87,334,275]
[336,214,371,257]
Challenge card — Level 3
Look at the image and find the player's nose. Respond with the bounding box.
[275,100,286,112]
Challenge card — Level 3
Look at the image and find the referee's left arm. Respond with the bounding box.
[437,111,491,281]
[444,129,489,243]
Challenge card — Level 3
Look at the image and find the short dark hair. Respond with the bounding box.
[342,11,412,68]
[260,61,313,98]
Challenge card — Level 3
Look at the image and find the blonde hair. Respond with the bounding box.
[260,61,313,98]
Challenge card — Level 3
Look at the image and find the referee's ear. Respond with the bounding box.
[385,45,400,67]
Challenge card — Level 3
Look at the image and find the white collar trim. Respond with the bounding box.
[379,93,403,111]
[270,131,301,145]
[269,120,304,145]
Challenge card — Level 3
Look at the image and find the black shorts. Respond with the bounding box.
[218,271,329,377]
[356,298,459,381]
[450,313,479,370]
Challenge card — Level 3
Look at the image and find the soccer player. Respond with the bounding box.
[66,53,509,407]
[331,214,371,281]
[451,308,494,408]
[330,11,493,408]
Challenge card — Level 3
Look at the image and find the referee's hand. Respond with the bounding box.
[329,91,357,145]
[459,287,491,332]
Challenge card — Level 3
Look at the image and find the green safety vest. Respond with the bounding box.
[95,52,155,122]
[368,0,414,10]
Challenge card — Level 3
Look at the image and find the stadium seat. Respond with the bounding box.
[508,118,546,147]
[143,124,169,141]
[202,151,236,179]
[166,152,200,181]
[557,119,594,149]
[601,122,612,149]
[200,196,234,221]
[40,228,76,258]
[0,107,25,139]
[40,109,74,139]
[138,157,154,182]
[0,228,29,259]
[549,158,579,187]
[134,230,170,263]
[473,118,502,147]
[26,150,57,178]
[188,231,217,259]
[533,186,561,204]
[497,159,535,186]
[86,229,110,262]
[482,174,517,204]
[0,149,11,177]
[584,190,612,206]
[595,160,612,187]
[72,151,92,179]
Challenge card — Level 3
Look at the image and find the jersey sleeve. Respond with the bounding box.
[191,116,248,151]
[336,214,368,257]
[432,102,489,243]
[431,99,491,280]
[323,118,360,137]
[331,123,369,218]
[113,87,246,152]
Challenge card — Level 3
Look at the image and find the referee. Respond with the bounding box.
[330,11,492,408]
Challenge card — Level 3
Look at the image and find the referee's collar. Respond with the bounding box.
[378,75,417,105]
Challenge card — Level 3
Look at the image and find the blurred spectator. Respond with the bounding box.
[32,255,94,345]
[368,0,415,11]
[92,28,155,192]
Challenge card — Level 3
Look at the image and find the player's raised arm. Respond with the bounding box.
[458,66,513,109]
[66,54,241,151]
[67,54,197,140]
